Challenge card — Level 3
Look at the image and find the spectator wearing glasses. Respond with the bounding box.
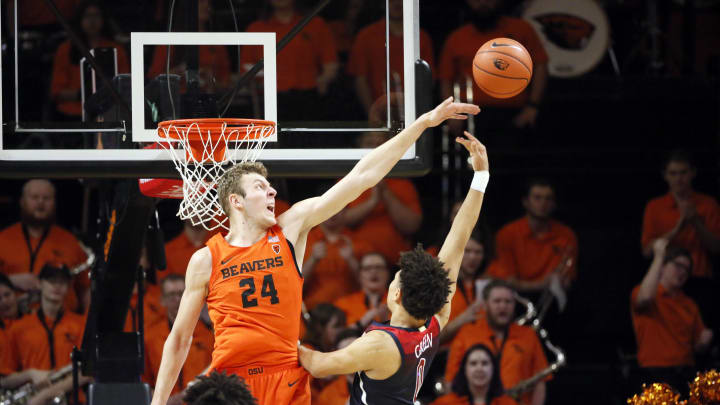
[631,239,713,393]
[333,252,390,329]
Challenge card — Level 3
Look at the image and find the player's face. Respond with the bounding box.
[20,180,56,225]
[523,185,555,220]
[662,256,690,291]
[460,238,485,279]
[0,284,18,319]
[239,173,277,228]
[465,349,494,389]
[40,278,69,304]
[485,287,515,328]
[162,279,186,322]
[663,161,695,195]
[359,254,390,294]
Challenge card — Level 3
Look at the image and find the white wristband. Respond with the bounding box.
[471,171,490,192]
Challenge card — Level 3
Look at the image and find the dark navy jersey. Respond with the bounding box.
[350,316,441,405]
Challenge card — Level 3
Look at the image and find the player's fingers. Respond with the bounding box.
[463,131,480,144]
[451,114,468,120]
[454,103,481,114]
[441,96,453,107]
[455,137,471,151]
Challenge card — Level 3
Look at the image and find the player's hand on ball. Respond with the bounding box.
[424,97,480,128]
[456,131,489,172]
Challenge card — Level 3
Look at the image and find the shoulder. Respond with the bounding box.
[498,218,526,236]
[456,319,483,339]
[306,15,331,31]
[630,285,641,301]
[165,231,186,248]
[502,16,535,32]
[246,20,266,32]
[357,20,384,37]
[446,24,474,43]
[9,312,37,335]
[645,194,671,210]
[510,323,541,343]
[550,220,577,238]
[50,225,80,242]
[362,329,400,352]
[694,192,720,209]
[56,40,72,55]
[0,222,21,238]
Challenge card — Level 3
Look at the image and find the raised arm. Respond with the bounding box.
[279,98,480,242]
[634,239,667,311]
[436,132,489,330]
[298,330,399,379]
[150,248,211,405]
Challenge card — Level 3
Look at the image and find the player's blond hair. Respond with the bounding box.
[217,162,268,216]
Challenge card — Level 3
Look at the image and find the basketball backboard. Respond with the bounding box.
[0,0,431,179]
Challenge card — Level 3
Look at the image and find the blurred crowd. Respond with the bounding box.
[1,147,718,405]
[1,0,720,404]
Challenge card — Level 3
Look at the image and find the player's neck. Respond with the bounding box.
[41,298,63,319]
[226,217,267,247]
[671,188,693,200]
[469,384,490,404]
[389,309,424,329]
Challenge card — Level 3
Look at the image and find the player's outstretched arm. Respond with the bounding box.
[279,98,480,238]
[150,248,211,405]
[435,132,489,330]
[298,330,398,379]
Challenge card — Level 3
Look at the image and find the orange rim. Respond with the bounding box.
[157,118,275,141]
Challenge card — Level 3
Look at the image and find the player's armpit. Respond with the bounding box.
[299,330,398,379]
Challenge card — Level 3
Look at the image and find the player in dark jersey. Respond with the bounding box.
[299,131,489,405]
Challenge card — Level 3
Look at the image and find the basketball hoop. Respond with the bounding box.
[139,118,275,231]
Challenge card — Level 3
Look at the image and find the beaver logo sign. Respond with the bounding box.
[533,13,595,50]
[493,58,510,71]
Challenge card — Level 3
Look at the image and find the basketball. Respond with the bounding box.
[472,38,533,99]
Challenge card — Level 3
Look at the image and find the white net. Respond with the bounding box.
[157,120,274,231]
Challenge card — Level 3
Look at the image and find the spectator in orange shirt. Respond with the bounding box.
[438,0,549,138]
[144,274,214,402]
[302,206,372,310]
[0,274,22,376]
[641,151,720,278]
[631,240,713,393]
[1,265,89,404]
[312,328,362,405]
[302,303,347,353]
[0,273,22,330]
[50,2,130,119]
[0,180,88,313]
[432,344,517,405]
[344,132,422,264]
[147,0,230,93]
[183,371,258,405]
[440,227,493,344]
[347,0,435,115]
[333,253,390,329]
[243,0,339,122]
[488,179,577,321]
[446,280,549,405]
[302,304,348,398]
[164,220,212,278]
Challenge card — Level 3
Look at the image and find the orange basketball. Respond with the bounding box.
[472,38,533,99]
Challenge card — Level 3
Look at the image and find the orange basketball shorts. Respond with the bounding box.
[216,364,311,405]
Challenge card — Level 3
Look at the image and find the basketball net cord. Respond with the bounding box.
[158,121,273,231]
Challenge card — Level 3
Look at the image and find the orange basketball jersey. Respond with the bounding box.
[206,225,303,373]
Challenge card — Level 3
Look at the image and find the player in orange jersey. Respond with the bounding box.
[149,97,480,405]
